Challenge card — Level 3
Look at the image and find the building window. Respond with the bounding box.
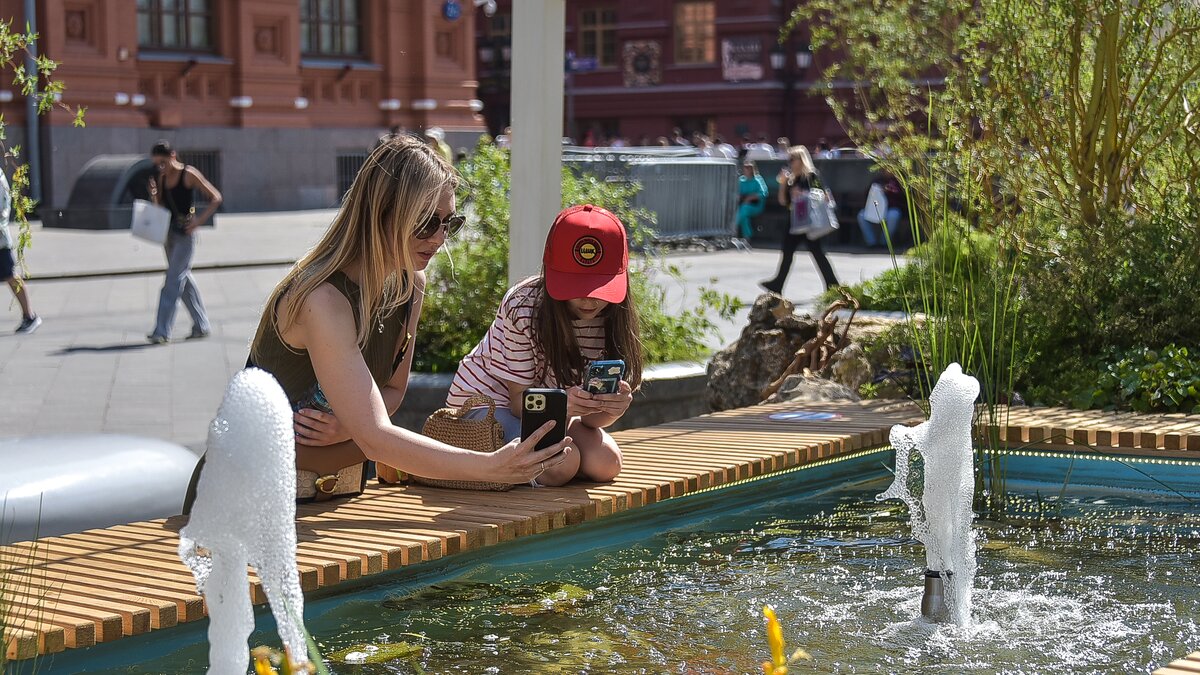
[673,1,715,64]
[579,8,617,67]
[301,0,363,57]
[486,13,511,39]
[137,0,213,51]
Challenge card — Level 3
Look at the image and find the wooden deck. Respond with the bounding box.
[1154,652,1200,675]
[3,400,1199,663]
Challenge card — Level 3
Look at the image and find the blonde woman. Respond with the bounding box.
[245,134,574,500]
[761,145,840,293]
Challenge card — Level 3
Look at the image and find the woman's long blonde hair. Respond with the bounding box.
[788,145,817,176]
[252,134,457,358]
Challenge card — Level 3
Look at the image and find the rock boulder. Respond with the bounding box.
[706,294,818,411]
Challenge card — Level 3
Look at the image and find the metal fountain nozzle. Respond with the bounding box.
[922,569,950,622]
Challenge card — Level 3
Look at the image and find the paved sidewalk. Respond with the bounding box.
[21,209,339,279]
[0,211,900,452]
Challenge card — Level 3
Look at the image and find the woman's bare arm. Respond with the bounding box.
[285,284,570,482]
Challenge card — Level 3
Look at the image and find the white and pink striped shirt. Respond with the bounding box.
[446,281,606,408]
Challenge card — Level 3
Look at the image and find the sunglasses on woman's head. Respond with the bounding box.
[416,212,466,239]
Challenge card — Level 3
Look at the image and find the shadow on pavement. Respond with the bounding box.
[54,342,162,354]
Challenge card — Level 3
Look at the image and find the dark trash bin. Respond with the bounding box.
[42,155,160,230]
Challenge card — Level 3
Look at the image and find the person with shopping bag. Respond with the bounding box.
[760,145,840,294]
[857,170,906,249]
[145,140,223,344]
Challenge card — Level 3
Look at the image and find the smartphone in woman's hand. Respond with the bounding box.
[584,359,626,395]
[520,388,568,450]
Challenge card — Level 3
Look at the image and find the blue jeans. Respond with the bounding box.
[464,405,522,443]
[153,230,210,338]
[857,208,903,247]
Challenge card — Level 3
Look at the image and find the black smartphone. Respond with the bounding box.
[584,359,626,395]
[520,388,568,450]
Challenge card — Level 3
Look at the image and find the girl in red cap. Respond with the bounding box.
[447,204,644,485]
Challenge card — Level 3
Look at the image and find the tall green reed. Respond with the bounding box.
[881,147,1032,519]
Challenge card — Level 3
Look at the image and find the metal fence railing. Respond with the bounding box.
[177,150,222,212]
[336,151,369,203]
[564,148,738,241]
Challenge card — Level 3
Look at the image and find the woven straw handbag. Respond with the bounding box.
[408,394,515,491]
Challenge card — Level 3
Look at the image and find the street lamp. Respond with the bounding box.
[769,44,786,71]
[795,44,813,72]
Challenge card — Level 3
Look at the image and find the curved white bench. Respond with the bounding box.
[0,434,199,541]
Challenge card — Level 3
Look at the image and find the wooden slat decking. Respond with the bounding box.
[1154,651,1200,675]
[2,400,1199,662]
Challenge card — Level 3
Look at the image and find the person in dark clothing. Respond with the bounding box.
[760,145,840,293]
[146,140,223,344]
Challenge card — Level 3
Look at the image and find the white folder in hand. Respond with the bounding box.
[130,199,171,244]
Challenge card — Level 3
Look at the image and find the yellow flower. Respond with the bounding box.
[764,605,787,673]
[761,605,811,674]
[252,646,277,675]
[250,646,314,675]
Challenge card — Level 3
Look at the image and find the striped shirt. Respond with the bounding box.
[447,281,606,408]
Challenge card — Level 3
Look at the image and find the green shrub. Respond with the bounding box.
[826,219,1002,314]
[1084,346,1200,413]
[414,140,742,373]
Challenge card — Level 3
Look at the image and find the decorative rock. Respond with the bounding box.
[827,343,873,392]
[707,294,817,411]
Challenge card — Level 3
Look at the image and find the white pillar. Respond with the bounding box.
[509,0,565,285]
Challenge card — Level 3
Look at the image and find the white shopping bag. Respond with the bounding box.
[130,199,171,244]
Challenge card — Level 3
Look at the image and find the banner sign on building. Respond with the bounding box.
[721,37,763,82]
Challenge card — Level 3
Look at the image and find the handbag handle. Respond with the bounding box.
[452,393,499,420]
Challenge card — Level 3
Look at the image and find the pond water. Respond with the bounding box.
[62,451,1200,674]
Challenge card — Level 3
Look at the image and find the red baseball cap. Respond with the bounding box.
[543,204,629,303]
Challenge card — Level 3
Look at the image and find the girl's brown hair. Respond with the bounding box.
[527,276,644,392]
[251,135,457,359]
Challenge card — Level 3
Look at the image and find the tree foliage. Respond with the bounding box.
[0,19,86,269]
[791,0,1200,412]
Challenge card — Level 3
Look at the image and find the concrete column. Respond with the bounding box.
[508,0,565,285]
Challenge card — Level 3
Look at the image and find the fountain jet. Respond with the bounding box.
[878,363,980,625]
[178,368,309,674]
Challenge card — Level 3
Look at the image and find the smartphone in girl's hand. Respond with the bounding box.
[584,359,626,395]
[520,388,568,450]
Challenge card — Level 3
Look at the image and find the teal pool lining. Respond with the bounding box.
[40,445,1200,672]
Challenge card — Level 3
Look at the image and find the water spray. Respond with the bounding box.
[878,363,980,626]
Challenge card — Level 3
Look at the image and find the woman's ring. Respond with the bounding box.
[540,461,546,472]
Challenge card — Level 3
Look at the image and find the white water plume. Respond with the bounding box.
[879,363,980,626]
[178,368,309,673]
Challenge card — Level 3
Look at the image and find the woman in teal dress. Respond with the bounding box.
[735,160,769,240]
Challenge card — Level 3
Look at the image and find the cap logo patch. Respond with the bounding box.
[573,236,603,267]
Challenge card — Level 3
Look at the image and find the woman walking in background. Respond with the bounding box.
[760,146,840,294]
[146,140,223,344]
